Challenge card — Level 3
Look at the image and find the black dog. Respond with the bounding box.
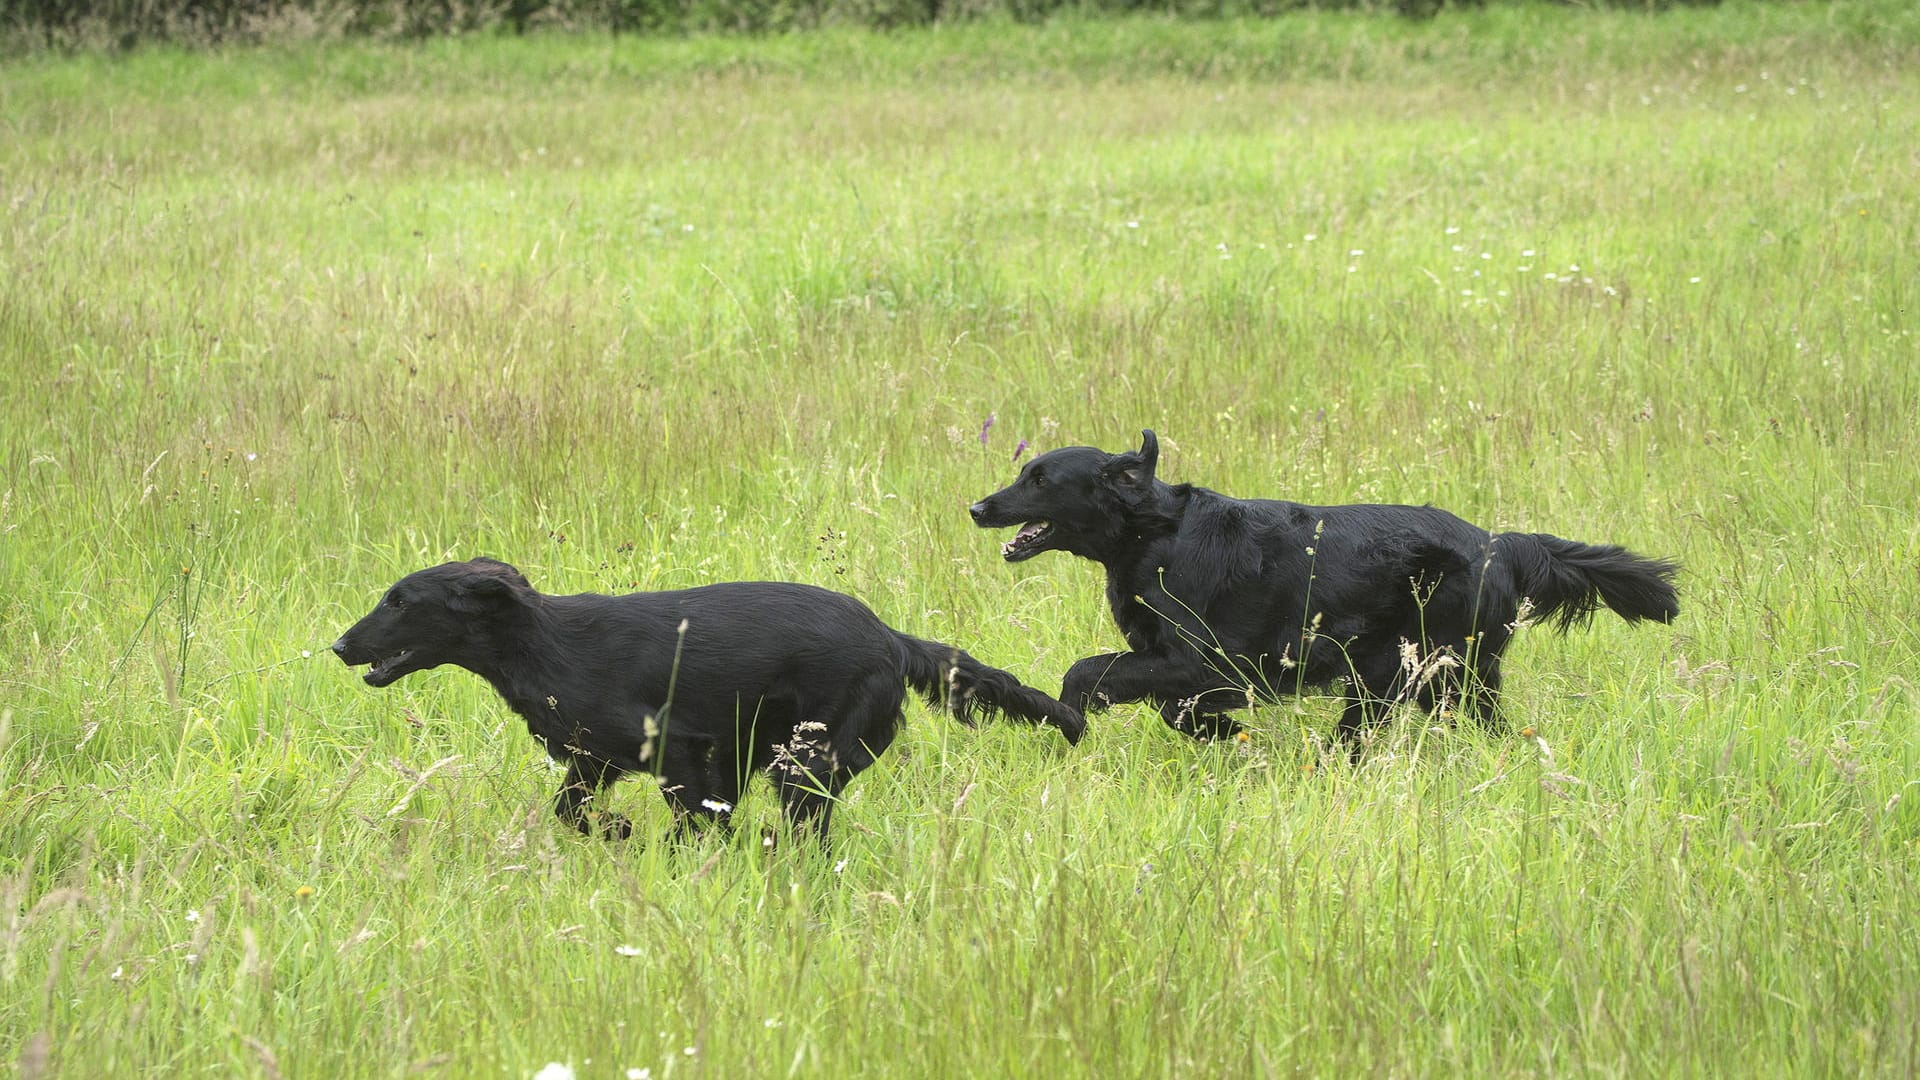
[333,558,1083,842]
[971,430,1678,747]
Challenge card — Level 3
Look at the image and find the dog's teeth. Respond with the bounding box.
[1002,522,1051,558]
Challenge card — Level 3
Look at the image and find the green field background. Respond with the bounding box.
[3,3,1918,1075]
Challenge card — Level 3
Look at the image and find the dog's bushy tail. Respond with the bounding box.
[1497,532,1681,631]
[895,633,1086,745]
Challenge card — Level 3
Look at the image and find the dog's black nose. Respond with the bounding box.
[968,502,988,524]
[330,638,349,658]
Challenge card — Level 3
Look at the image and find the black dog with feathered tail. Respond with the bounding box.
[333,558,1083,843]
[970,430,1678,748]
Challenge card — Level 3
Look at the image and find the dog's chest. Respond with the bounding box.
[499,687,660,773]
[1105,563,1170,652]
[500,691,575,756]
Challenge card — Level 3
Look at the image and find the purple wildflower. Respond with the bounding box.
[1012,438,1029,463]
[979,413,996,445]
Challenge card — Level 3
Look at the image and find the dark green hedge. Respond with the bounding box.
[0,0,1724,49]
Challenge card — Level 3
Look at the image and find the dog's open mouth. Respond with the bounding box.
[1001,521,1054,562]
[364,650,414,686]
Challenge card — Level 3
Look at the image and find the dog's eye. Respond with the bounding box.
[385,594,407,610]
[1030,474,1047,488]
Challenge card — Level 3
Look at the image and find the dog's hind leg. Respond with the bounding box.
[772,731,852,846]
[554,756,632,840]
[777,770,847,845]
[1456,620,1511,733]
[1333,696,1391,763]
[772,672,900,846]
[1465,657,1505,732]
[1334,653,1405,761]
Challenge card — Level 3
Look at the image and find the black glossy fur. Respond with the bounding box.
[333,559,1083,842]
[970,431,1679,747]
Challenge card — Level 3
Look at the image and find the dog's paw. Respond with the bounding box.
[1052,707,1089,746]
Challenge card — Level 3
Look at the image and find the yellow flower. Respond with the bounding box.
[1520,726,1537,739]
[295,885,315,899]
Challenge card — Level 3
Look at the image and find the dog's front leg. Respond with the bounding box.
[1155,693,1246,742]
[1062,653,1133,714]
[1067,651,1246,742]
[553,756,632,840]
[1063,650,1205,714]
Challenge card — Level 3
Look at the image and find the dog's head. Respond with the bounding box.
[970,429,1164,563]
[332,557,535,686]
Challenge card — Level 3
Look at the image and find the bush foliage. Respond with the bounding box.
[2,0,1725,50]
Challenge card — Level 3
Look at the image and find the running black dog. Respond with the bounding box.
[971,430,1678,747]
[333,558,1083,842]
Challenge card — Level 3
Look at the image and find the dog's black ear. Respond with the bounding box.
[449,562,528,613]
[469,557,533,591]
[1110,429,1160,487]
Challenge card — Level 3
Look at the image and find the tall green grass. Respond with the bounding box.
[3,3,1918,1075]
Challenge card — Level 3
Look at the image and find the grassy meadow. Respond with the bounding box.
[3,3,1919,1075]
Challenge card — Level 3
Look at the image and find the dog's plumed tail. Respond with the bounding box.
[1498,533,1681,631]
[895,634,1087,745]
